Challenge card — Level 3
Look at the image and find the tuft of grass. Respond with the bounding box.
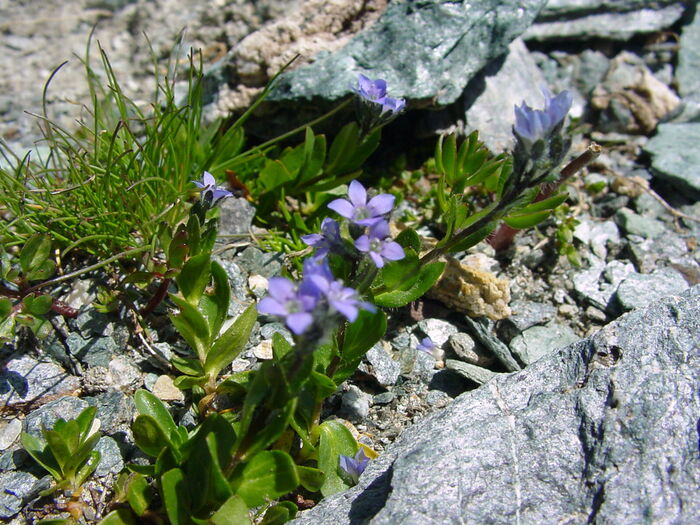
[0,34,246,260]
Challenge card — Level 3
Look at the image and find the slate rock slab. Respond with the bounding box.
[290,286,700,525]
[268,0,546,106]
[0,357,79,407]
[645,122,700,198]
[614,267,690,312]
[676,4,700,120]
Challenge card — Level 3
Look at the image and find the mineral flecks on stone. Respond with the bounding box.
[290,286,700,525]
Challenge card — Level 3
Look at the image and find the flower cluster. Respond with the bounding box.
[257,258,373,335]
[326,180,405,268]
[354,74,406,115]
[513,88,572,149]
[192,171,233,206]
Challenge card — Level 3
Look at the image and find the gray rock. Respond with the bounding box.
[85,391,135,436]
[614,207,667,239]
[509,321,580,365]
[675,5,700,120]
[290,286,700,525]
[573,257,636,311]
[268,0,546,106]
[645,122,700,199]
[416,319,459,347]
[497,300,557,342]
[94,436,124,477]
[445,359,498,385]
[0,356,79,407]
[573,219,620,259]
[23,396,89,438]
[66,333,118,368]
[218,197,256,237]
[462,316,521,372]
[235,246,282,279]
[372,392,395,406]
[363,344,400,387]
[447,332,494,367]
[409,351,437,384]
[213,258,250,316]
[614,267,690,312]
[464,39,547,153]
[0,419,22,451]
[0,471,39,519]
[339,385,372,422]
[75,309,114,337]
[526,2,686,41]
[627,232,693,273]
[633,191,666,219]
[259,322,293,344]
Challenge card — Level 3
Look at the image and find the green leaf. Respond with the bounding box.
[0,298,12,318]
[208,495,251,525]
[297,465,325,492]
[204,303,257,379]
[332,309,386,384]
[20,234,51,275]
[272,332,292,362]
[125,463,156,476]
[440,134,457,183]
[171,356,205,376]
[75,406,98,441]
[26,259,56,281]
[258,503,294,525]
[317,420,357,497]
[22,294,53,316]
[503,210,552,229]
[206,261,232,339]
[379,252,420,291]
[173,375,207,390]
[517,192,568,214]
[20,432,61,481]
[98,508,138,525]
[260,159,294,191]
[126,473,152,516]
[235,450,300,508]
[132,415,170,457]
[169,293,211,355]
[373,261,445,308]
[133,390,177,440]
[161,468,190,525]
[309,371,336,401]
[74,450,101,488]
[186,214,202,257]
[176,253,211,305]
[394,228,421,252]
[325,122,359,175]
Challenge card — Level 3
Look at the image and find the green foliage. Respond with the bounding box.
[20,407,102,496]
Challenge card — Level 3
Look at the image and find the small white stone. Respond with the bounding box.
[253,339,274,360]
[248,274,269,298]
[0,418,22,450]
[152,375,184,402]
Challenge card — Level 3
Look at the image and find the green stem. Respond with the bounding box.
[23,245,152,295]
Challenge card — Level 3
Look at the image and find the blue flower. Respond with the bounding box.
[354,220,405,268]
[513,88,572,148]
[355,74,387,102]
[339,448,370,485]
[303,259,374,322]
[416,336,436,355]
[354,74,405,115]
[301,218,342,260]
[192,171,233,205]
[257,276,319,335]
[328,180,395,227]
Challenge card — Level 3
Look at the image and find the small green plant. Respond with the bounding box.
[20,407,102,521]
[0,234,78,341]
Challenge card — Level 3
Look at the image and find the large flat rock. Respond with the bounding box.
[267,0,546,106]
[291,285,700,524]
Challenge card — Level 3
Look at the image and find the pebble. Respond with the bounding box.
[585,306,608,323]
[94,437,125,477]
[253,339,274,360]
[106,356,142,391]
[615,207,666,238]
[0,471,40,519]
[0,419,22,451]
[417,319,459,347]
[339,385,372,422]
[509,322,580,365]
[23,397,89,438]
[445,360,498,385]
[247,274,269,298]
[363,344,401,386]
[152,375,184,402]
[614,268,690,312]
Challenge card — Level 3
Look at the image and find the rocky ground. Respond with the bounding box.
[1,0,699,523]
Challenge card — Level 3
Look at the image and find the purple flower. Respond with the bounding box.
[303,259,374,322]
[513,88,572,148]
[379,96,406,114]
[416,337,436,354]
[328,180,395,227]
[354,220,405,268]
[301,218,341,259]
[339,448,370,484]
[257,277,319,335]
[355,74,387,102]
[354,74,405,115]
[192,171,233,204]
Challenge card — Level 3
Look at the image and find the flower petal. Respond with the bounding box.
[202,171,216,187]
[381,241,405,261]
[369,251,384,268]
[367,193,395,216]
[301,233,323,247]
[332,300,359,322]
[348,180,367,207]
[354,235,370,252]
[328,198,355,219]
[267,277,296,301]
[257,297,287,317]
[286,312,314,335]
